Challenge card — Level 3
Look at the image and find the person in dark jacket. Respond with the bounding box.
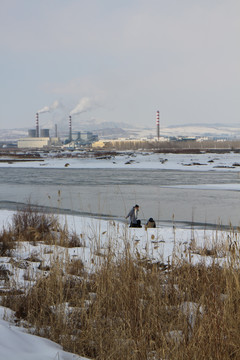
[126,204,142,227]
[145,217,156,229]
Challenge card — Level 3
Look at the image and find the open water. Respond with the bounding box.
[1,167,240,228]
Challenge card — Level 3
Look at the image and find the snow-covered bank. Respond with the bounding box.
[0,209,234,294]
[0,209,238,359]
[0,307,88,360]
[1,151,240,171]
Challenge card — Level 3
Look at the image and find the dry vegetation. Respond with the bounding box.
[1,208,240,359]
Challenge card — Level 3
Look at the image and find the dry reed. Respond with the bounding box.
[1,208,240,359]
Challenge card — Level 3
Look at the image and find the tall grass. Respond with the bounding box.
[1,208,240,359]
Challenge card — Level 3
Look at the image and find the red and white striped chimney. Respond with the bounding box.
[69,115,72,142]
[156,110,160,141]
[36,112,39,137]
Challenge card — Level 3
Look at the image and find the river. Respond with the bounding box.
[1,167,240,228]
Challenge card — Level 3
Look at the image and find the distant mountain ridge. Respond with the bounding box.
[167,123,240,129]
[160,124,240,138]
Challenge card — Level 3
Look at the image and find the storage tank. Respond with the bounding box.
[28,129,36,137]
[40,129,50,138]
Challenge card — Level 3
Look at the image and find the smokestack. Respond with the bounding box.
[156,110,160,141]
[36,112,39,138]
[69,115,72,142]
[55,124,58,138]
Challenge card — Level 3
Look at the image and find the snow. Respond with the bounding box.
[162,183,240,191]
[0,307,87,360]
[0,210,226,285]
[1,151,240,172]
[0,213,235,359]
[1,151,240,358]
[0,209,234,359]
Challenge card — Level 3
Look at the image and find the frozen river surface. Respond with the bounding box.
[1,162,240,228]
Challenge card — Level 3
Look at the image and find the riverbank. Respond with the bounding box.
[1,208,240,359]
[1,150,240,170]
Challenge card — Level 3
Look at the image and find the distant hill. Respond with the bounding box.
[160,124,240,138]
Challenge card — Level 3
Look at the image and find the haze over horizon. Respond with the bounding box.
[0,0,239,130]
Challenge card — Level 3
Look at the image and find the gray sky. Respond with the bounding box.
[0,0,239,130]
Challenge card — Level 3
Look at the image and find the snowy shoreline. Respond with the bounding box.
[0,206,238,359]
[1,151,240,171]
[1,152,240,227]
[0,209,235,275]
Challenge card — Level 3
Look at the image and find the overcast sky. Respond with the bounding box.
[0,0,239,130]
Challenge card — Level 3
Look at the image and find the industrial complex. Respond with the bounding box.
[17,113,98,149]
[15,111,162,150]
[2,110,239,152]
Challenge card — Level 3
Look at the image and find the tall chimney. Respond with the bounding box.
[69,115,72,142]
[36,112,39,138]
[55,124,58,138]
[156,110,160,141]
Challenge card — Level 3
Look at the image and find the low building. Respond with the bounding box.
[50,137,62,146]
[17,137,61,148]
[18,137,51,148]
[92,140,107,148]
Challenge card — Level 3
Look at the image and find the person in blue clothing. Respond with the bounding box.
[126,204,142,228]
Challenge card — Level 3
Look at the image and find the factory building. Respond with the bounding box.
[18,113,61,149]
[67,116,98,145]
[18,137,51,148]
[18,133,61,148]
[63,131,98,148]
[64,116,98,147]
[27,128,50,138]
[73,131,98,145]
[18,113,98,149]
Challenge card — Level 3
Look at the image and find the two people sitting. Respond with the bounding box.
[126,204,156,229]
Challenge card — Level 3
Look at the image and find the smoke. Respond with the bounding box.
[38,100,60,114]
[70,97,96,116]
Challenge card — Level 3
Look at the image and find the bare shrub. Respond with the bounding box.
[0,228,15,256]
[0,265,12,282]
[66,259,85,276]
[68,232,85,248]
[12,205,59,243]
[56,231,84,248]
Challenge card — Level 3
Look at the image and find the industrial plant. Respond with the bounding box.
[17,113,98,149]
[5,108,235,152]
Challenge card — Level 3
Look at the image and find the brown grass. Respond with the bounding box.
[0,227,15,256]
[12,204,59,243]
[1,208,240,359]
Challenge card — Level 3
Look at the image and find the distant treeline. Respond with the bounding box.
[99,139,240,152]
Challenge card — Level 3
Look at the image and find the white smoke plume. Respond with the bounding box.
[38,100,60,114]
[70,97,96,116]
